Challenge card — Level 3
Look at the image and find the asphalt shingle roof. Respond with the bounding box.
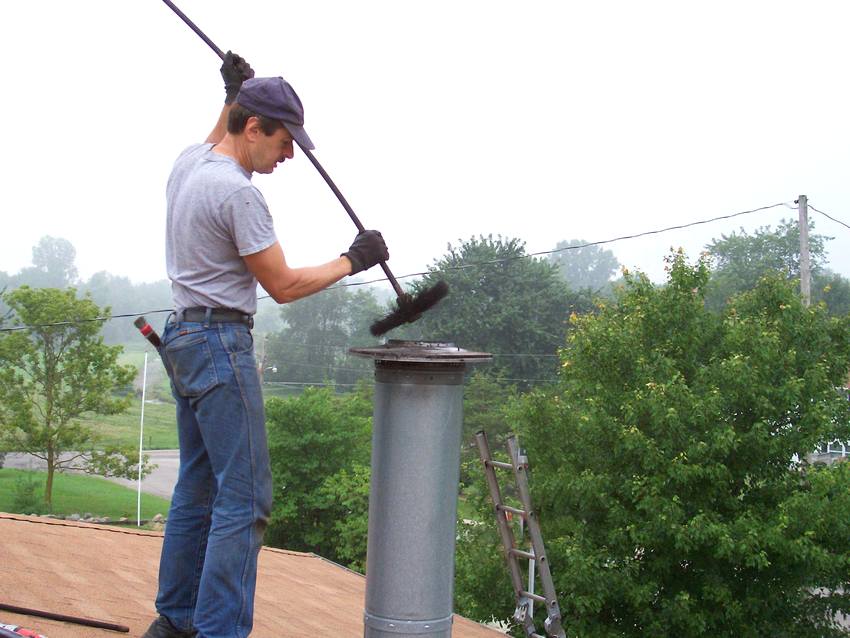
[0,513,503,637]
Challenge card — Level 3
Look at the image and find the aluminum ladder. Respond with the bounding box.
[474,431,566,638]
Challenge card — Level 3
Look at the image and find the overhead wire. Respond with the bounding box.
[302,201,795,289]
[0,200,800,335]
[0,308,174,334]
[808,203,850,232]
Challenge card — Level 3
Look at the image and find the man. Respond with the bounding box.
[143,53,388,638]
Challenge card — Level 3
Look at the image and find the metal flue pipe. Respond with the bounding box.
[350,341,491,638]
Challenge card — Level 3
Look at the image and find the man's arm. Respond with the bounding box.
[244,242,352,304]
[207,52,253,144]
[244,231,389,304]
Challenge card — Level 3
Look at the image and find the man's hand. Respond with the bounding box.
[221,51,255,104]
[343,230,389,275]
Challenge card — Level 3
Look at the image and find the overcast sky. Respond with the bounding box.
[2,1,849,291]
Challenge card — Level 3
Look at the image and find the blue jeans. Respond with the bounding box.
[155,317,272,638]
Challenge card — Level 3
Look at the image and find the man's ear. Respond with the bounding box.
[244,116,262,142]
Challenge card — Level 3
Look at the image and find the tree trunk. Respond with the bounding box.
[45,447,54,510]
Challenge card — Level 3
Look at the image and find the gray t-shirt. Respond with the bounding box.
[166,143,277,315]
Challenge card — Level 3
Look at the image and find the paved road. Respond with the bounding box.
[4,450,179,500]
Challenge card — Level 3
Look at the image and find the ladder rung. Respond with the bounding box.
[509,548,535,560]
[486,460,514,470]
[520,590,547,603]
[497,504,526,518]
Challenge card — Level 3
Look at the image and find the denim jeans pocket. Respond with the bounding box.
[164,333,220,398]
[220,326,254,355]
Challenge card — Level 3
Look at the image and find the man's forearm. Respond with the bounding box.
[262,257,353,304]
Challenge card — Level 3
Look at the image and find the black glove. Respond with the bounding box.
[343,230,389,275]
[221,51,255,104]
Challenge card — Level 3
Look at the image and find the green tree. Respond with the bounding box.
[0,287,150,508]
[410,235,596,388]
[264,384,373,563]
[15,236,79,289]
[813,270,850,317]
[455,513,516,625]
[706,219,850,317]
[265,285,380,387]
[548,239,620,292]
[497,253,850,636]
[458,370,518,489]
[704,219,829,310]
[0,277,10,325]
[315,462,371,571]
[80,272,172,344]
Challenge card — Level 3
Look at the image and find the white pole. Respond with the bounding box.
[137,352,148,527]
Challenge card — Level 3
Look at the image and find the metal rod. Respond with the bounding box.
[487,460,514,471]
[160,0,225,59]
[519,591,547,604]
[299,143,406,298]
[0,602,129,633]
[497,504,527,518]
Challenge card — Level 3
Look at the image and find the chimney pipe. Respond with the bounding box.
[350,341,491,638]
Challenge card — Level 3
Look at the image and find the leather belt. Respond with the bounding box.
[177,307,254,328]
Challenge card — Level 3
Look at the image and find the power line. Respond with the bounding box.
[487,202,793,264]
[0,201,792,334]
[318,201,793,286]
[264,381,368,388]
[808,203,850,232]
[269,360,372,375]
[0,308,174,334]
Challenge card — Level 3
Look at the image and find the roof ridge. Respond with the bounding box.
[0,512,164,537]
[0,514,345,559]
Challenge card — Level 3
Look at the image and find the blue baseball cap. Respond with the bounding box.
[236,76,315,150]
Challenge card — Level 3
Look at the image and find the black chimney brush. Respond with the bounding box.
[369,280,449,336]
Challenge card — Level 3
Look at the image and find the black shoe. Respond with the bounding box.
[141,616,197,638]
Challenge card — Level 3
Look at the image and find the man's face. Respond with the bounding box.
[251,125,294,174]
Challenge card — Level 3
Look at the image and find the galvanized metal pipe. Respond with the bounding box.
[351,342,491,638]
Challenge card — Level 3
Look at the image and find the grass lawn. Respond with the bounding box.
[83,391,303,450]
[119,344,174,403]
[85,400,179,449]
[72,342,310,450]
[0,468,171,520]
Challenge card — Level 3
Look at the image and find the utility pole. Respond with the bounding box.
[798,194,811,307]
